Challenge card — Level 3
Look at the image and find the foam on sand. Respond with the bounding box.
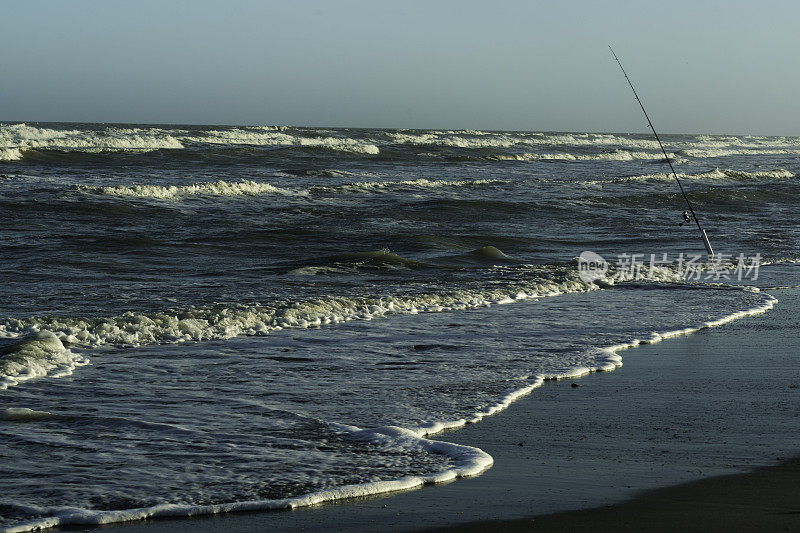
[2,287,778,533]
[3,423,491,533]
[410,286,776,436]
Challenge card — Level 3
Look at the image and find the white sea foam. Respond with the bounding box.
[494,149,680,162]
[0,331,89,391]
[0,123,184,153]
[703,168,795,180]
[598,168,795,184]
[530,133,663,150]
[319,178,502,193]
[5,124,798,161]
[386,132,668,151]
[88,177,498,201]
[94,180,297,199]
[386,132,519,149]
[0,259,715,393]
[0,147,23,161]
[694,135,800,149]
[413,286,776,436]
[0,275,592,357]
[3,423,491,533]
[0,124,380,158]
[677,147,800,158]
[195,129,380,154]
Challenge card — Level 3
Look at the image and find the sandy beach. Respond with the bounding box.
[80,285,799,533]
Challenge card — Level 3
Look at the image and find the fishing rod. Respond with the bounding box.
[608,45,714,258]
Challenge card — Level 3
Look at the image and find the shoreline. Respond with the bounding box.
[67,285,800,532]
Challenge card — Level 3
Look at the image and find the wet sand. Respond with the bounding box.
[437,456,800,532]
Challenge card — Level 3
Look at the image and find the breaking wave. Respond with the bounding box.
[490,149,678,162]
[192,129,380,154]
[0,124,380,159]
[0,147,23,161]
[85,177,501,200]
[676,148,800,158]
[0,123,184,153]
[93,180,297,199]
[597,168,795,184]
[0,332,88,390]
[0,269,593,389]
[4,124,799,163]
[0,256,698,392]
[313,178,501,193]
[385,132,519,149]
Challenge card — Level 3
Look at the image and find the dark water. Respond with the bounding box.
[0,123,797,530]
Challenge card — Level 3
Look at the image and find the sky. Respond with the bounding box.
[1,0,798,135]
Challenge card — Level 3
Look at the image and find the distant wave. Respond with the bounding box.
[4,124,800,162]
[192,129,380,154]
[384,131,665,151]
[0,124,379,159]
[529,133,663,150]
[0,123,184,154]
[676,147,800,158]
[316,177,501,193]
[385,132,519,149]
[700,168,795,180]
[93,180,297,199]
[694,134,800,149]
[489,149,679,162]
[596,168,795,184]
[87,177,500,200]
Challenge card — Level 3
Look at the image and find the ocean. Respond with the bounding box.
[0,122,797,531]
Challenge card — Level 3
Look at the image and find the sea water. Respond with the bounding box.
[0,123,797,531]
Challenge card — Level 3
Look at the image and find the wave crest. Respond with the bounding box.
[0,268,594,391]
[321,178,501,193]
[599,168,795,183]
[194,129,380,154]
[93,179,296,199]
[0,123,184,153]
[0,332,89,390]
